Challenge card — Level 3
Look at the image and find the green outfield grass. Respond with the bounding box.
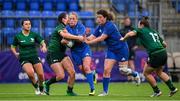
[0,82,179,101]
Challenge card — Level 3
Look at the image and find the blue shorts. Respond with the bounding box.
[71,46,92,66]
[106,46,129,62]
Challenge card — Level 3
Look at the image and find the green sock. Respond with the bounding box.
[39,85,44,92]
[152,86,160,93]
[32,81,38,89]
[67,86,73,92]
[46,77,57,85]
[165,79,175,91]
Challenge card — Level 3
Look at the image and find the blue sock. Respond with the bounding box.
[130,71,138,77]
[86,73,94,91]
[103,77,110,93]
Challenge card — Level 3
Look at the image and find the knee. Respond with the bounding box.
[83,66,91,74]
[56,73,65,81]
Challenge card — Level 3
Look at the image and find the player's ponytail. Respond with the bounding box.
[140,16,150,28]
[107,12,115,21]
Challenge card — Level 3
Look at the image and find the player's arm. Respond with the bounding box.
[85,34,107,44]
[59,29,84,42]
[35,33,47,53]
[159,35,167,48]
[120,31,137,41]
[11,36,19,58]
[86,34,97,41]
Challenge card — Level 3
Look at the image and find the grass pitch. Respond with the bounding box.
[0,82,179,101]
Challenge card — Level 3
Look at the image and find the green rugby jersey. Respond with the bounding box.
[133,27,164,54]
[48,23,66,53]
[11,31,44,59]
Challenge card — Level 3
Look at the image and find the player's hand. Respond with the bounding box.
[78,36,84,42]
[120,37,125,41]
[15,52,19,58]
[61,38,69,44]
[85,28,91,36]
[41,46,47,53]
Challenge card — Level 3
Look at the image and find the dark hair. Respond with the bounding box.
[58,12,68,23]
[97,9,114,21]
[21,18,31,26]
[140,16,150,27]
[124,16,130,20]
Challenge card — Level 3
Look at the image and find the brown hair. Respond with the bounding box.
[21,18,31,26]
[58,12,68,23]
[97,9,114,21]
[140,16,150,27]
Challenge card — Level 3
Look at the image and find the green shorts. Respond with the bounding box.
[19,56,41,67]
[148,49,167,68]
[46,51,67,66]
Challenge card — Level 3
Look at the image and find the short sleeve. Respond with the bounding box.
[132,27,141,36]
[35,33,44,44]
[11,35,19,47]
[103,23,114,36]
[93,26,102,37]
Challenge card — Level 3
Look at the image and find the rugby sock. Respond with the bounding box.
[103,77,110,93]
[165,79,176,91]
[130,71,138,77]
[46,77,57,85]
[39,85,44,92]
[32,81,38,89]
[86,73,95,91]
[67,86,73,92]
[152,86,160,93]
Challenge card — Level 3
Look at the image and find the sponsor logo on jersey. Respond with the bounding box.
[121,57,126,61]
[30,38,34,42]
[20,40,26,43]
[53,59,59,62]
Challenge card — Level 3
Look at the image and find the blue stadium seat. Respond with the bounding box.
[4,19,15,27]
[141,10,150,16]
[77,11,94,17]
[7,36,14,45]
[44,28,54,38]
[69,2,79,11]
[42,11,55,17]
[16,1,26,10]
[128,11,137,17]
[31,28,39,33]
[44,19,56,28]
[15,11,28,17]
[2,28,15,37]
[30,2,40,11]
[55,11,63,16]
[85,19,94,28]
[16,27,22,33]
[117,3,125,12]
[29,11,41,16]
[43,2,53,11]
[31,19,41,28]
[128,3,136,12]
[1,10,14,16]
[56,2,66,11]
[3,1,13,10]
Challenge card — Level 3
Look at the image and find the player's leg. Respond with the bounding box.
[44,62,65,95]
[143,65,162,97]
[22,62,39,95]
[98,59,116,96]
[61,56,77,96]
[33,62,45,94]
[83,56,95,96]
[155,67,178,97]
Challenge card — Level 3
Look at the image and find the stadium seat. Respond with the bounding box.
[1,10,14,16]
[55,11,63,16]
[43,2,53,11]
[69,2,79,11]
[4,19,15,27]
[42,11,55,17]
[7,36,14,45]
[16,27,22,33]
[116,4,125,12]
[44,19,56,28]
[16,1,26,11]
[128,11,136,17]
[15,11,28,17]
[30,2,40,11]
[31,27,39,33]
[56,2,66,11]
[128,3,136,12]
[173,52,180,68]
[44,28,54,38]
[2,28,15,37]
[77,11,94,17]
[85,19,94,28]
[3,1,13,10]
[167,53,174,69]
[29,11,41,16]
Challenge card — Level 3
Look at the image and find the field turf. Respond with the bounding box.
[0,82,179,101]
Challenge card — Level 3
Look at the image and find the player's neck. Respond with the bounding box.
[22,30,30,36]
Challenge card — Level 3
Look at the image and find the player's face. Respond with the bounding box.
[22,20,31,31]
[96,14,106,25]
[69,14,78,27]
[62,15,69,25]
[124,18,131,26]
